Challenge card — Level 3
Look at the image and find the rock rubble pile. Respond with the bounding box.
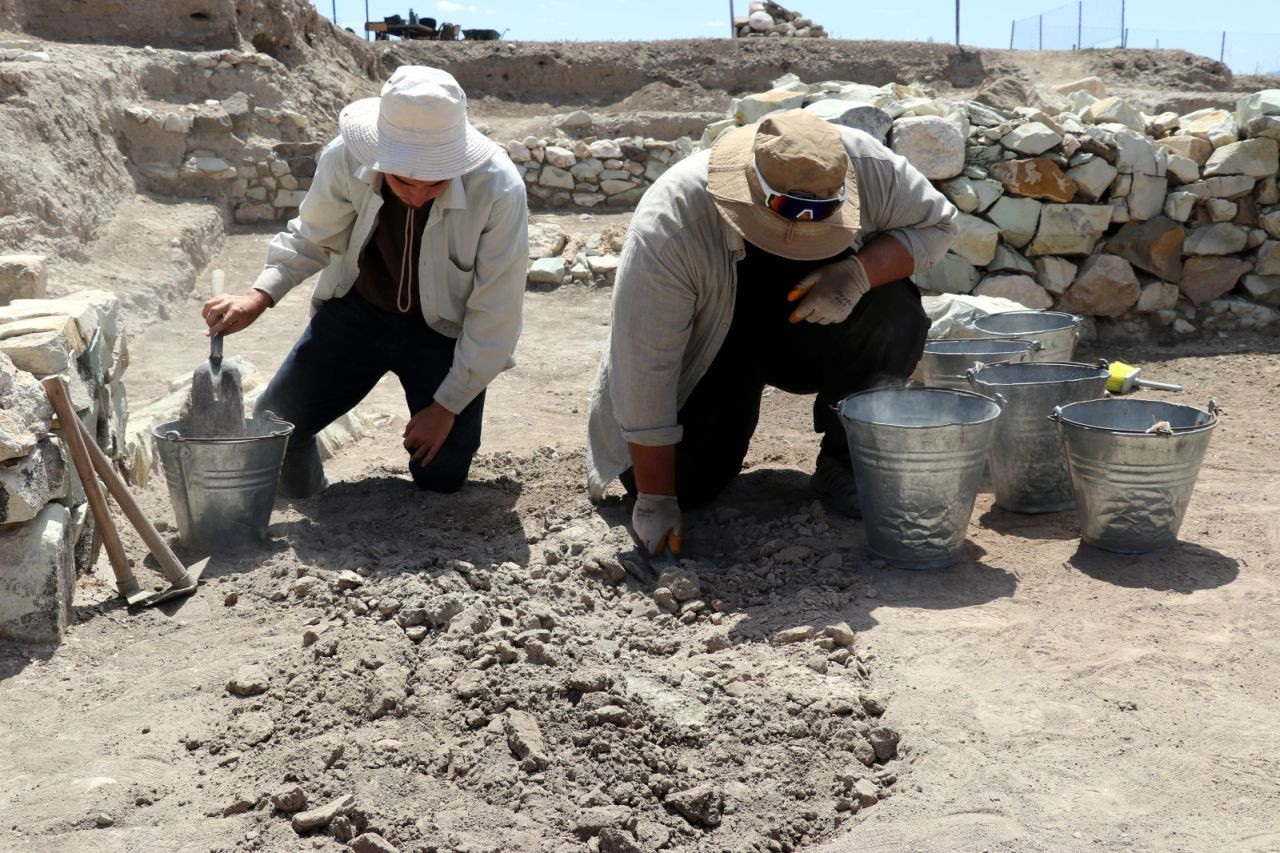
[734,2,828,39]
[0,268,131,643]
[176,450,900,852]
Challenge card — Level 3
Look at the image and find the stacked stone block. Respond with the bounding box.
[0,270,131,643]
[700,77,1280,335]
[507,133,694,211]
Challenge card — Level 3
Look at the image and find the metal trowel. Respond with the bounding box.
[188,269,246,437]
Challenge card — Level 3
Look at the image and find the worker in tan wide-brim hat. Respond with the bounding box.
[586,109,959,557]
[202,66,528,499]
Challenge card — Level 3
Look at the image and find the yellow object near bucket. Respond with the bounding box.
[1105,361,1183,395]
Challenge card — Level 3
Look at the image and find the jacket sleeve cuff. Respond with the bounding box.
[433,373,481,416]
[620,424,684,446]
[251,268,297,305]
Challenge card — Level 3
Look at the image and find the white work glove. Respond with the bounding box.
[632,493,683,557]
[787,255,871,325]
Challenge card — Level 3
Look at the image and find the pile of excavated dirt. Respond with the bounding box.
[85,449,902,853]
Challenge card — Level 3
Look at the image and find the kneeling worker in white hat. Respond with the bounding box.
[202,66,528,497]
[587,110,958,556]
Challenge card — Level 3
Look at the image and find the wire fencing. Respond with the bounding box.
[1010,1,1280,75]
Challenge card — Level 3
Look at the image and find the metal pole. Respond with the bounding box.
[1077,1,1082,51]
[1009,19,1015,50]
[1120,0,1125,47]
[332,0,337,25]
[730,0,735,38]
[1039,14,1043,50]
[1220,31,1227,62]
[365,0,370,40]
[955,0,960,46]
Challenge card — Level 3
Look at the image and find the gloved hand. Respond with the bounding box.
[632,493,683,557]
[787,255,871,325]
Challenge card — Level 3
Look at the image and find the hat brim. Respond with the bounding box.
[706,122,861,262]
[339,96,500,181]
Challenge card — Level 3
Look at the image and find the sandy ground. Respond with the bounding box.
[1,220,1278,851]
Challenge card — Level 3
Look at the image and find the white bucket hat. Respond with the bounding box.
[339,65,500,181]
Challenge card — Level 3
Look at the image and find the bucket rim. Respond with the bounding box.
[152,415,295,444]
[1050,398,1218,435]
[923,337,1040,354]
[972,309,1082,334]
[968,360,1111,388]
[837,385,1002,429]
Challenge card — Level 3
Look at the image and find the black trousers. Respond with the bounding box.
[624,278,928,509]
[255,290,484,494]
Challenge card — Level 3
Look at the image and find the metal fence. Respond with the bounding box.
[1010,0,1280,75]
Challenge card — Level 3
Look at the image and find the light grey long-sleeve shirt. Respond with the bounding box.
[251,136,529,415]
[586,127,958,500]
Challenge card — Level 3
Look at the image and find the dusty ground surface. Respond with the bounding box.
[4,13,1280,852]
[2,221,1279,852]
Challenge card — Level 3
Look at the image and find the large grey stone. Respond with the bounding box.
[0,255,48,306]
[0,436,68,526]
[1180,176,1256,199]
[527,258,567,285]
[972,178,1005,212]
[1165,153,1200,185]
[1066,157,1118,202]
[1157,135,1214,166]
[1112,128,1160,175]
[1163,191,1197,222]
[804,99,892,142]
[0,351,52,463]
[1000,122,1062,156]
[938,176,978,212]
[730,90,806,125]
[913,253,979,294]
[0,502,73,643]
[1184,223,1249,256]
[974,274,1052,309]
[951,213,1000,266]
[1180,109,1239,147]
[538,165,575,190]
[1243,274,1280,306]
[527,223,568,260]
[1034,256,1078,295]
[1203,138,1280,178]
[1235,89,1280,128]
[1083,97,1145,132]
[1262,210,1280,240]
[1126,174,1168,221]
[1058,255,1140,317]
[889,116,965,180]
[1244,115,1280,141]
[0,330,73,375]
[1136,281,1180,313]
[1027,205,1112,256]
[984,196,1042,249]
[1254,241,1280,276]
[1179,257,1251,305]
[987,244,1036,275]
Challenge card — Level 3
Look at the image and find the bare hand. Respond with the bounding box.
[404,401,457,467]
[202,290,273,336]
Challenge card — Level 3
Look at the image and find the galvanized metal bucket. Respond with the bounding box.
[1051,399,1217,553]
[971,310,1082,362]
[967,361,1111,513]
[152,415,294,550]
[920,338,1042,390]
[837,387,1002,570]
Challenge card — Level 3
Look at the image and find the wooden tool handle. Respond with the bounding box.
[211,269,225,298]
[69,400,193,587]
[41,377,139,596]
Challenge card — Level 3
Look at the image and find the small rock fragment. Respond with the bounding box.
[505,710,550,772]
[774,625,815,645]
[226,664,270,697]
[665,784,724,827]
[271,786,307,813]
[291,793,355,834]
[350,832,399,853]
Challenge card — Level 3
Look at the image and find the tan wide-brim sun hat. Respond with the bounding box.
[707,109,861,261]
[339,65,500,182]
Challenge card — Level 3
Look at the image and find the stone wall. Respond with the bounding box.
[506,113,694,211]
[699,75,1280,335]
[0,265,131,643]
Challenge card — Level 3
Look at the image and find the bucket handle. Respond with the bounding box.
[1029,339,1043,353]
[1048,405,1063,423]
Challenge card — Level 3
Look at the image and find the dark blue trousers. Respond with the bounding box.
[255,290,485,497]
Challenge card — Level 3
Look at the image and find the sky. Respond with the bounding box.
[319,0,1279,73]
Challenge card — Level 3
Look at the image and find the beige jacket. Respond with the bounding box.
[586,128,958,500]
[251,136,529,414]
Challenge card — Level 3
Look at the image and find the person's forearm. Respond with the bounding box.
[628,442,676,495]
[856,233,916,287]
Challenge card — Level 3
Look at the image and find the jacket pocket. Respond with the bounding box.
[437,257,474,323]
